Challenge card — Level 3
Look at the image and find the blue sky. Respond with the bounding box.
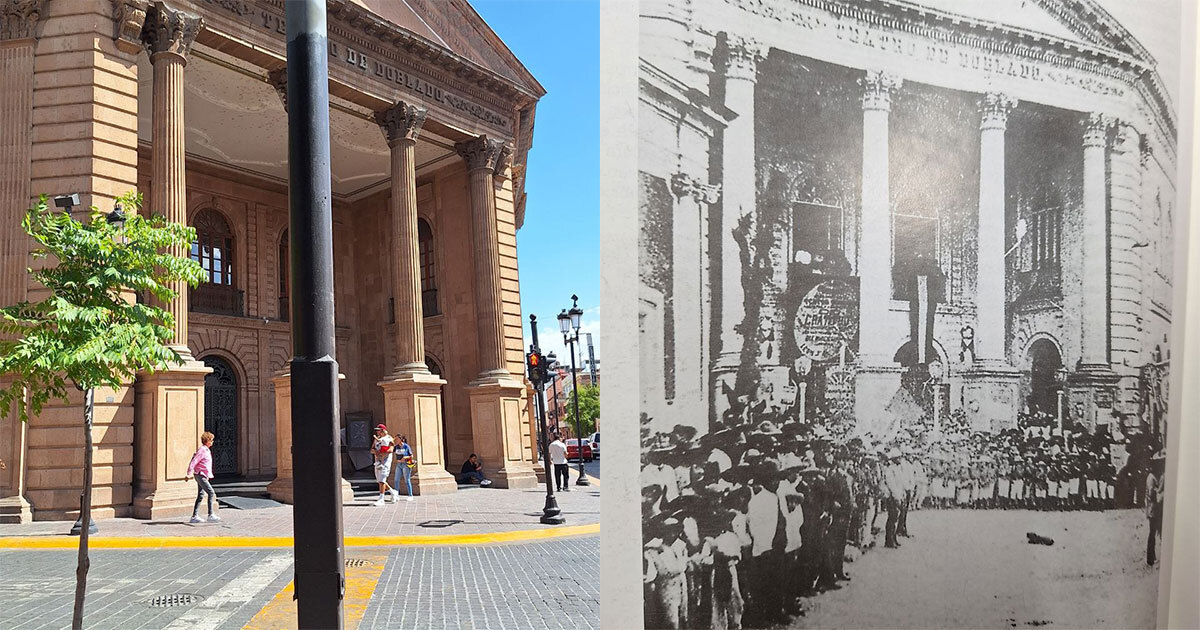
[473,0,601,369]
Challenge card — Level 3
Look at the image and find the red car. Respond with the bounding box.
[565,438,594,462]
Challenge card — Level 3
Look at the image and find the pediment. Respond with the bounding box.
[347,0,545,97]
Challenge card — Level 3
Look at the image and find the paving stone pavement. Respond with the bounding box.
[359,538,600,630]
[0,537,599,629]
[0,476,599,540]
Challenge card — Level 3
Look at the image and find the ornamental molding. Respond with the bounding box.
[0,0,44,41]
[979,92,1017,130]
[859,70,901,112]
[375,101,428,145]
[141,0,203,61]
[671,173,721,205]
[722,33,766,81]
[266,67,287,111]
[1083,112,1116,148]
[1139,135,1154,169]
[110,0,149,54]
[454,135,508,173]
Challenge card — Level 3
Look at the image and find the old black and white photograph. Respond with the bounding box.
[638,0,1181,628]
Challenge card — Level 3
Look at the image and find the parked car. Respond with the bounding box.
[589,432,599,459]
[566,438,594,462]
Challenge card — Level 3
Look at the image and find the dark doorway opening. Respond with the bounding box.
[202,355,239,476]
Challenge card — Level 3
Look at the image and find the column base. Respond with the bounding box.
[1066,366,1121,432]
[0,494,33,524]
[265,475,354,505]
[467,377,538,490]
[132,360,211,520]
[854,364,904,437]
[133,484,201,519]
[961,364,1022,433]
[379,372,457,496]
[532,463,547,484]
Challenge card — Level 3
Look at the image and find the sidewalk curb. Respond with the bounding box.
[0,523,599,551]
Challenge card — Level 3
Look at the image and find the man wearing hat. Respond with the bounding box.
[741,460,786,627]
[821,446,855,588]
[370,424,398,505]
[1145,450,1166,566]
[882,447,905,548]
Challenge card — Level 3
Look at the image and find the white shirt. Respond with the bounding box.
[747,487,781,558]
[548,440,568,465]
[373,435,395,467]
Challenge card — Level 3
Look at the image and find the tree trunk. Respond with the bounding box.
[71,387,94,630]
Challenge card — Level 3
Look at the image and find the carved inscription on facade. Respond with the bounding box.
[196,0,512,130]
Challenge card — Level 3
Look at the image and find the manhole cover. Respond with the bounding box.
[145,593,204,608]
[345,558,373,567]
[418,519,463,528]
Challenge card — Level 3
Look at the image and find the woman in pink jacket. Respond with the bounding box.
[185,431,220,523]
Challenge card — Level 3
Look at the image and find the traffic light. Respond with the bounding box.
[526,348,546,386]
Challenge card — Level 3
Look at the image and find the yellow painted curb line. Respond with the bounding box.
[0,523,599,550]
[243,551,388,630]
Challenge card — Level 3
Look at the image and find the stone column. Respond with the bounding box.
[132,2,210,519]
[857,70,901,364]
[372,101,454,494]
[671,173,719,431]
[853,70,903,433]
[1080,113,1112,369]
[961,92,1021,432]
[975,92,1016,364]
[1066,113,1120,430]
[144,0,200,357]
[455,135,535,489]
[714,35,763,377]
[0,0,44,523]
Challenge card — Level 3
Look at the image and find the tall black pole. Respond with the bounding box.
[530,315,565,524]
[569,337,590,486]
[285,1,344,627]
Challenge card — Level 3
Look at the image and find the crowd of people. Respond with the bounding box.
[641,401,1164,630]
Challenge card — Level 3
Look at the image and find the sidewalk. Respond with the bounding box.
[0,468,598,545]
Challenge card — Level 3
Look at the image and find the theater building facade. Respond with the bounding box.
[640,0,1176,442]
[0,0,545,522]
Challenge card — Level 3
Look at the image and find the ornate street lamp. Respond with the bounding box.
[557,295,590,486]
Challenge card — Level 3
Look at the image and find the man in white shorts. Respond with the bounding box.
[371,424,398,505]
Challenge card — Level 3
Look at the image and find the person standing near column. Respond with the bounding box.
[549,432,570,492]
[392,435,415,502]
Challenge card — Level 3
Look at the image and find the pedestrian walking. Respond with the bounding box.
[371,424,398,505]
[392,434,415,501]
[549,432,570,491]
[1145,451,1165,566]
[185,431,220,523]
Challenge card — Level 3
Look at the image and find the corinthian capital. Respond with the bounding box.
[671,173,721,205]
[455,135,508,173]
[141,1,203,61]
[979,92,1017,130]
[723,33,765,82]
[860,71,902,112]
[375,101,427,146]
[1083,112,1115,149]
[110,0,148,54]
[1,0,45,41]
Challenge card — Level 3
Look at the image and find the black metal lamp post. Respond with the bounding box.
[529,315,565,524]
[70,202,127,537]
[285,0,344,626]
[557,296,590,487]
[547,351,559,429]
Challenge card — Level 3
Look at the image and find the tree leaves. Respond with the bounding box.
[0,192,206,422]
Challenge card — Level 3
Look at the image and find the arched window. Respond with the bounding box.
[278,229,289,321]
[190,209,242,315]
[418,218,439,316]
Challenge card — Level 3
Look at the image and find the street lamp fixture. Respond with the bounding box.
[558,294,590,487]
[54,193,80,212]
[106,203,128,228]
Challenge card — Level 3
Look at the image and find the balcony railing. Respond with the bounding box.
[190,285,245,317]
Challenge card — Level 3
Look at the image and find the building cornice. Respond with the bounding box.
[714,0,1176,152]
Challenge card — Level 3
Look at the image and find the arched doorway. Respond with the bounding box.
[1027,338,1063,416]
[426,356,448,466]
[202,356,239,476]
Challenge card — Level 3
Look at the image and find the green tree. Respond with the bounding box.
[573,383,600,436]
[0,192,204,630]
